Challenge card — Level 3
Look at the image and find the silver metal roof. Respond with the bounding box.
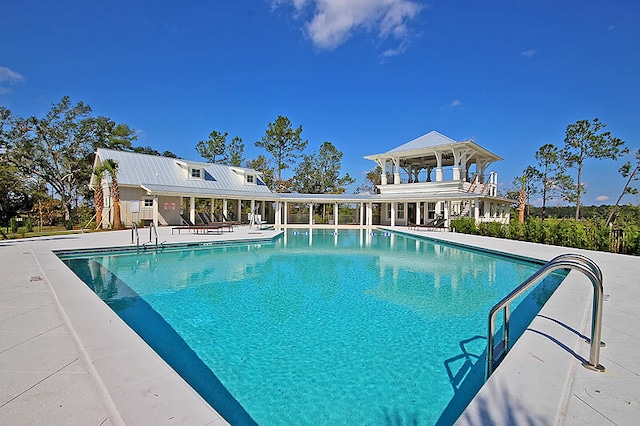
[388,131,457,153]
[364,131,502,163]
[96,148,272,194]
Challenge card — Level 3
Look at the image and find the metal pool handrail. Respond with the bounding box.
[131,222,139,248]
[149,221,158,248]
[486,253,605,379]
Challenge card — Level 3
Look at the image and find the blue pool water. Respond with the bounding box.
[60,230,565,425]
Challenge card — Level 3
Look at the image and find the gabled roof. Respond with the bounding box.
[364,130,502,165]
[388,131,457,153]
[93,148,272,196]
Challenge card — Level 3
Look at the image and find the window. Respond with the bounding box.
[397,203,405,219]
[246,174,254,183]
[427,202,436,219]
[191,168,201,179]
[144,199,153,207]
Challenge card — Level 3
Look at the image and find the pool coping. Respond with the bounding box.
[1,226,638,424]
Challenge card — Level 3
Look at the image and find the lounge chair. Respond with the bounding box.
[171,213,227,235]
[415,216,447,231]
[198,212,234,232]
[222,212,242,226]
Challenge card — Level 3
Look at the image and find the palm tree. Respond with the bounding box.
[102,159,123,229]
[92,165,106,229]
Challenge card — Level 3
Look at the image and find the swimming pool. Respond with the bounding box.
[59,229,565,425]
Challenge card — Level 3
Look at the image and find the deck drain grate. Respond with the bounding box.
[29,275,43,282]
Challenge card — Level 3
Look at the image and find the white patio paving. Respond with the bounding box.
[0,225,638,425]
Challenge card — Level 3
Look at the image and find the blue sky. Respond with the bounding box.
[2,0,639,206]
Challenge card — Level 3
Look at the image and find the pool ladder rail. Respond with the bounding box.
[131,222,163,251]
[486,253,605,379]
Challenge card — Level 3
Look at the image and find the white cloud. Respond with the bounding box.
[440,99,461,110]
[0,66,25,94]
[596,195,610,202]
[272,0,422,51]
[520,49,537,58]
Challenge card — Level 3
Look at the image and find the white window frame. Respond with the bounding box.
[190,167,203,180]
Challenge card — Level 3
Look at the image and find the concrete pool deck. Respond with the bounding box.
[0,225,638,424]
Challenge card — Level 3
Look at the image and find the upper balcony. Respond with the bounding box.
[364,131,502,197]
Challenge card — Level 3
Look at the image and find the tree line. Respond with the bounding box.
[193,115,354,194]
[0,97,355,229]
[508,118,638,227]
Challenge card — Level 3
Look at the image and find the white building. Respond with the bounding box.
[90,131,511,228]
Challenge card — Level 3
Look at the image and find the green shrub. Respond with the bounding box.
[451,217,477,234]
[446,216,638,256]
[479,221,506,238]
[9,217,18,233]
[25,218,33,233]
[508,220,525,241]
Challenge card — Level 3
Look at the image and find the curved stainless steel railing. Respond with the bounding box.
[131,222,139,248]
[486,253,605,379]
[149,221,158,249]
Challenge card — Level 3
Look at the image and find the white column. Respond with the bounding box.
[189,196,196,225]
[237,200,241,221]
[210,197,215,221]
[393,158,401,184]
[283,201,288,225]
[434,151,443,182]
[223,199,228,219]
[309,203,313,225]
[366,203,373,226]
[390,203,396,226]
[474,200,480,223]
[359,202,364,225]
[334,202,339,226]
[153,195,159,227]
[250,199,256,223]
[416,202,422,225]
[380,159,388,185]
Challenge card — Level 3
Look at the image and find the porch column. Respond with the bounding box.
[380,159,388,185]
[223,199,228,220]
[283,201,288,225]
[237,200,241,221]
[210,197,215,221]
[359,202,364,225]
[309,203,313,226]
[334,202,339,226]
[189,196,196,225]
[275,202,282,226]
[390,203,396,226]
[366,203,372,226]
[474,200,480,223]
[250,199,256,223]
[152,195,159,227]
[434,151,443,182]
[393,158,401,184]
[416,202,422,225]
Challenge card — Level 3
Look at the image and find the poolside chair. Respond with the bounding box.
[197,211,212,225]
[198,211,234,232]
[222,212,242,226]
[180,213,195,226]
[422,216,447,231]
[172,213,228,235]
